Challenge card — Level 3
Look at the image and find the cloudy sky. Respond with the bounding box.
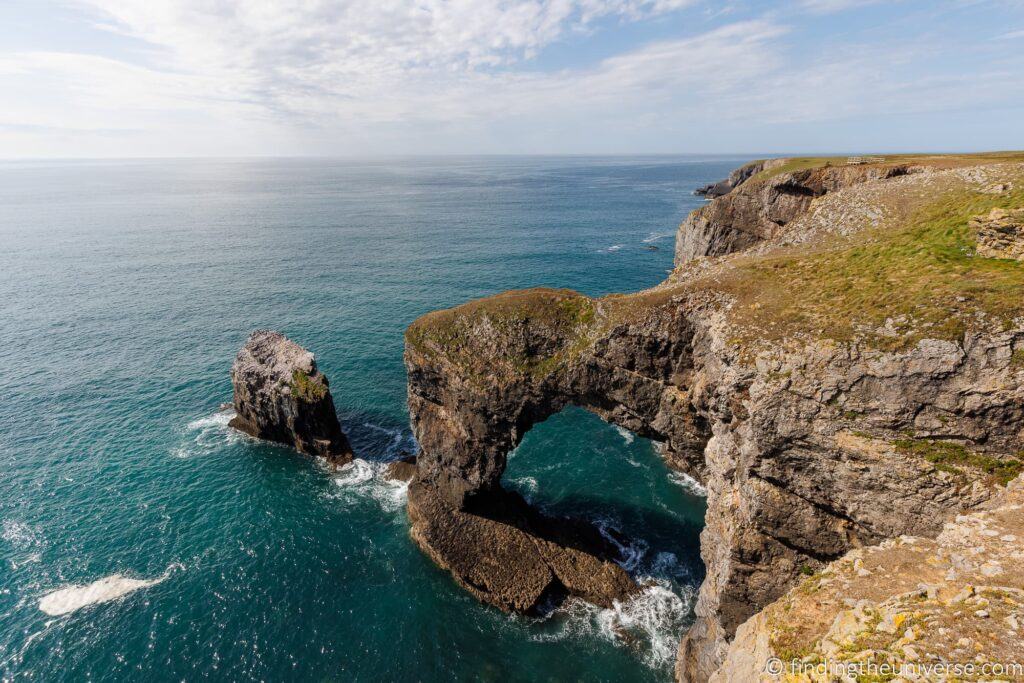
[2,0,1023,157]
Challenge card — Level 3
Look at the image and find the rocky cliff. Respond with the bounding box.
[230,330,353,465]
[711,475,1024,682]
[404,153,1024,681]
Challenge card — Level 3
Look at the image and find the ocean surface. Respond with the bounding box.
[0,156,745,682]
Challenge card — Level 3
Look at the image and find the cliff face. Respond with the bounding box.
[404,154,1024,681]
[711,476,1024,682]
[230,330,353,465]
[675,161,923,265]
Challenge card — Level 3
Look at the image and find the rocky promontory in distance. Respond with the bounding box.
[404,152,1024,681]
[229,330,354,466]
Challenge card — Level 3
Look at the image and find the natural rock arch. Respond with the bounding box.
[406,289,710,510]
[403,159,1024,681]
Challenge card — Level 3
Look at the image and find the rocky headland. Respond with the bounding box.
[403,153,1024,681]
[230,330,354,466]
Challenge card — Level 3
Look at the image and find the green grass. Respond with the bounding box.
[750,151,1024,184]
[720,183,1024,349]
[405,288,597,379]
[893,438,1024,485]
[291,369,328,401]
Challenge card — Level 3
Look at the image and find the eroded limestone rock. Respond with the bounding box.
[710,476,1024,682]
[229,330,353,465]
[972,207,1024,261]
[407,481,638,613]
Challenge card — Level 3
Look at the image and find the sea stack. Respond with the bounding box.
[229,330,353,466]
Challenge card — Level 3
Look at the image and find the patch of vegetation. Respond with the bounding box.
[751,151,1024,184]
[719,182,1024,350]
[405,288,598,379]
[291,369,327,401]
[799,564,815,576]
[1011,347,1024,368]
[893,438,1024,485]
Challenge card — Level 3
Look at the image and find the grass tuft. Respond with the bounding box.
[291,369,328,401]
[893,438,1023,485]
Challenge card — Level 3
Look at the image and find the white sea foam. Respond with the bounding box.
[330,458,409,512]
[596,582,691,668]
[2,520,40,549]
[508,476,539,503]
[38,564,181,616]
[172,409,240,458]
[529,517,696,669]
[603,244,623,253]
[4,520,46,570]
[531,577,694,670]
[669,471,708,497]
[614,425,635,445]
[595,518,647,573]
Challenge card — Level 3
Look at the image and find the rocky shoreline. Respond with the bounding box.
[402,154,1024,681]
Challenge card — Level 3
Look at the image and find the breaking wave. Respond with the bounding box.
[38,564,182,616]
[614,426,635,445]
[528,515,696,671]
[669,471,707,497]
[329,459,409,513]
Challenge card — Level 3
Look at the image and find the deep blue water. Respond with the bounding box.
[0,156,742,681]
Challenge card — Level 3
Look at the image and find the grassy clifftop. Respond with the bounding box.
[406,154,1024,374]
[719,165,1024,349]
[749,151,1024,183]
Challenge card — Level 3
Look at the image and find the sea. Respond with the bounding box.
[0,155,746,682]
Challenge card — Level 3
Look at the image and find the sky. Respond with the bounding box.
[1,0,1023,157]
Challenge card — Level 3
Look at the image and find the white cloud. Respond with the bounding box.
[1,0,1022,155]
[800,0,886,13]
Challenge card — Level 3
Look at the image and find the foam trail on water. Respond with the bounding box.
[614,426,635,445]
[38,564,181,616]
[360,422,417,458]
[172,409,240,458]
[642,231,674,243]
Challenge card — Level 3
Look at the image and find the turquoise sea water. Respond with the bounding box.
[0,156,742,682]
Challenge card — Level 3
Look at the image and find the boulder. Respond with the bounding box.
[229,330,353,465]
[385,455,418,483]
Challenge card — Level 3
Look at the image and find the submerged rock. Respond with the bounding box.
[229,330,353,465]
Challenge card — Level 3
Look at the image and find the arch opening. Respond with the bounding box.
[502,406,707,670]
